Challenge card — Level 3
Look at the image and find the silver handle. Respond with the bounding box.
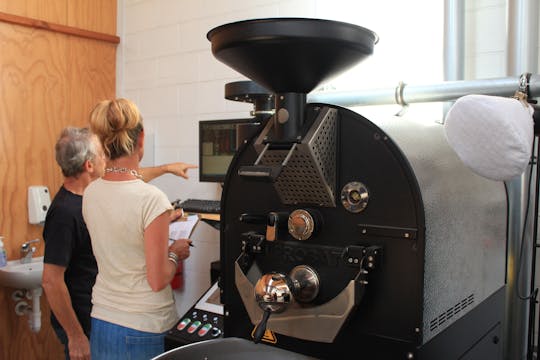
[21,238,40,250]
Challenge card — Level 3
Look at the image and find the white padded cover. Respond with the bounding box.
[444,94,534,181]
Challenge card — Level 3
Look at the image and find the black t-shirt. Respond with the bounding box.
[43,186,97,337]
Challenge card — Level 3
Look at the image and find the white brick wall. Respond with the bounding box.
[465,1,507,78]
[120,0,321,202]
[119,0,450,202]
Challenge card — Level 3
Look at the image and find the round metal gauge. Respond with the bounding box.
[288,209,315,240]
[341,182,369,213]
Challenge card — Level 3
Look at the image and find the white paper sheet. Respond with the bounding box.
[169,214,200,244]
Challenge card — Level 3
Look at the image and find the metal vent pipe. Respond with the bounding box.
[505,1,539,359]
[308,75,540,107]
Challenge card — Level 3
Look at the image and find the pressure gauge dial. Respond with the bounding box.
[288,209,316,240]
[341,182,369,213]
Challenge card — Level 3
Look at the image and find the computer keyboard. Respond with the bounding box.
[177,198,221,214]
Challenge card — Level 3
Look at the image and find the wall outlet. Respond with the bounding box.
[28,186,51,225]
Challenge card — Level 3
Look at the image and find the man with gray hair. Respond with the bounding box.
[42,127,195,360]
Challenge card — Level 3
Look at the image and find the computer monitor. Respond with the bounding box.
[199,118,261,183]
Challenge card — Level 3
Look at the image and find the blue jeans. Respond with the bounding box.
[90,317,166,360]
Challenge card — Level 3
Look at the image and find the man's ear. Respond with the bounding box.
[84,159,94,173]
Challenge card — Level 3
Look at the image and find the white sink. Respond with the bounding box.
[0,256,44,289]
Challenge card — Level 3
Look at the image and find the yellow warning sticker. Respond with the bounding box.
[251,327,277,344]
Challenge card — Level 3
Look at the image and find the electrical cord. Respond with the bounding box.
[516,135,538,300]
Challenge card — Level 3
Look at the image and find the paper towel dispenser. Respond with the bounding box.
[28,186,50,225]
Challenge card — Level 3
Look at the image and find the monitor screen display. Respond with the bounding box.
[199,118,261,183]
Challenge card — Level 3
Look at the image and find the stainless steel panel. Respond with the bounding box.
[376,116,507,343]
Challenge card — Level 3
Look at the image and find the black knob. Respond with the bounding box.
[253,309,271,344]
[211,327,221,337]
[239,213,267,224]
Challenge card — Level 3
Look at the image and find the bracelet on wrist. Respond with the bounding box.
[168,251,179,267]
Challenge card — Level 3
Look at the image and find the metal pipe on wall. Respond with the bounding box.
[442,0,465,118]
[506,1,539,359]
[308,74,540,106]
[507,0,539,77]
[444,0,465,82]
[505,173,533,360]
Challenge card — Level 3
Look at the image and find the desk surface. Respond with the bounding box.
[198,213,220,222]
[183,212,220,230]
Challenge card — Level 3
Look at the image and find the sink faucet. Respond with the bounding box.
[21,239,40,264]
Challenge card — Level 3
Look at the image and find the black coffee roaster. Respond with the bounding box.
[156,18,507,360]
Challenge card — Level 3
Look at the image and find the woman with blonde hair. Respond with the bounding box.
[82,98,191,359]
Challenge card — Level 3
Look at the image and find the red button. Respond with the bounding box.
[177,318,191,331]
[187,321,202,334]
[198,323,212,337]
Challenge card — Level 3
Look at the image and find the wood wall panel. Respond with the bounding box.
[0,1,117,357]
[68,0,117,35]
[0,22,68,360]
[2,292,64,360]
[0,0,119,35]
[0,0,66,25]
[67,38,117,121]
[0,23,68,260]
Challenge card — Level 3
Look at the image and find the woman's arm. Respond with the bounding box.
[139,162,198,182]
[144,211,191,291]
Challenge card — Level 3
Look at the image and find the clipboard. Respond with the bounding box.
[169,214,200,242]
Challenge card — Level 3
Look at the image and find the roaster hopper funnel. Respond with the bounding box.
[207,18,378,94]
[207,19,377,202]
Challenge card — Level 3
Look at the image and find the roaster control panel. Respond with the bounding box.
[165,282,224,349]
